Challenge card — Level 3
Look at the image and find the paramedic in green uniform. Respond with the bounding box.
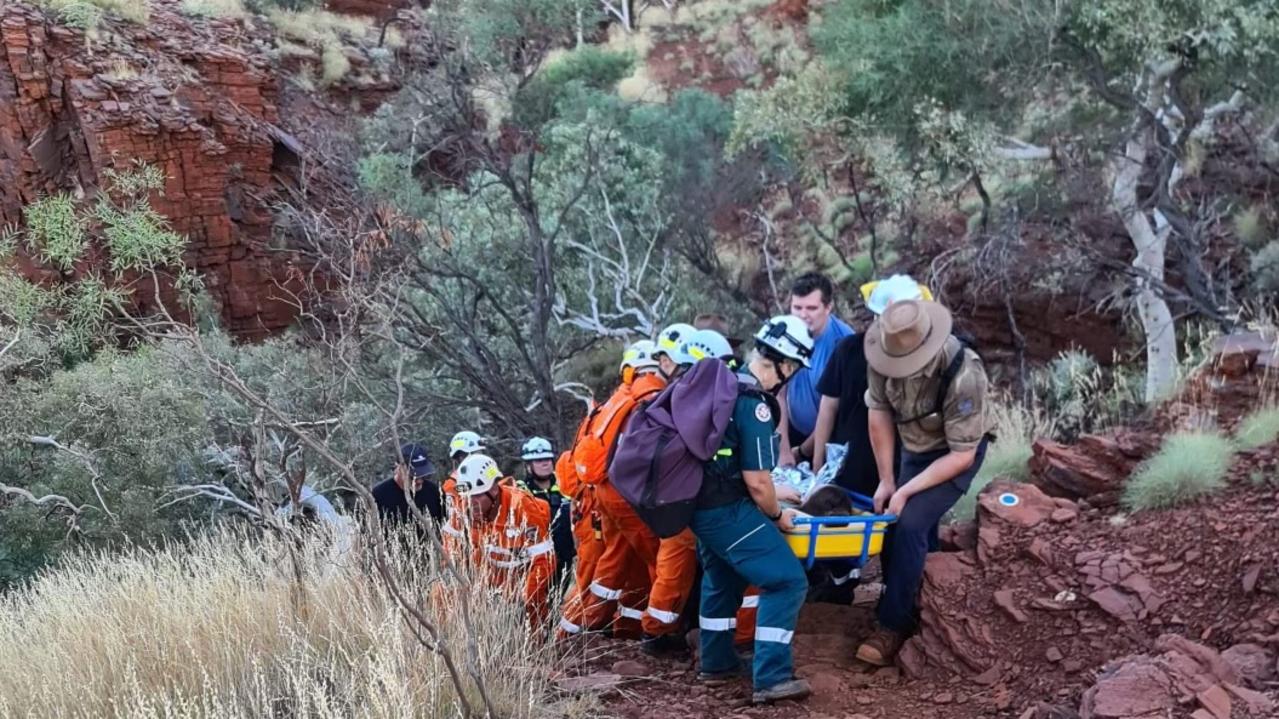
[690,315,815,705]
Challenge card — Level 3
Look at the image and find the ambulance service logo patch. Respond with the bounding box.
[754,403,772,422]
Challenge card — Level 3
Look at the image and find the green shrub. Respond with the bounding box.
[1121,432,1235,512]
[37,0,149,26]
[1235,206,1269,249]
[512,46,635,129]
[24,194,87,271]
[180,0,245,18]
[1031,349,1145,441]
[1236,406,1279,449]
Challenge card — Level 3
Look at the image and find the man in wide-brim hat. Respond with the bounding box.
[856,299,992,667]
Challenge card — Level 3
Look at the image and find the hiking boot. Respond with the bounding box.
[698,665,747,687]
[640,632,690,659]
[734,643,754,664]
[855,627,904,666]
[751,678,812,705]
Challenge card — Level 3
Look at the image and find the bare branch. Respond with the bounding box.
[0,484,89,519]
[0,329,19,360]
[156,484,264,516]
[28,435,116,521]
[993,137,1055,161]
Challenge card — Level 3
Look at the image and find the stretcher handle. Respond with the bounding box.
[792,513,897,526]
[792,516,896,569]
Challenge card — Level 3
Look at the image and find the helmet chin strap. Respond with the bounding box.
[773,363,796,392]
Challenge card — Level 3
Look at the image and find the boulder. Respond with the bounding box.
[1080,635,1272,719]
[977,480,1061,528]
[1220,643,1276,688]
[1211,331,1277,377]
[1029,431,1158,506]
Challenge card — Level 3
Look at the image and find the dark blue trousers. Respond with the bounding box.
[877,439,987,634]
[692,499,808,691]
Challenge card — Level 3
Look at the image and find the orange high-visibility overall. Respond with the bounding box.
[555,449,607,637]
[584,373,697,638]
[441,483,555,626]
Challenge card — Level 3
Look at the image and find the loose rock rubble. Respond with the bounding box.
[1080,635,1276,719]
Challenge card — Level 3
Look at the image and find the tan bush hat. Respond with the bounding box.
[694,313,743,350]
[864,300,953,378]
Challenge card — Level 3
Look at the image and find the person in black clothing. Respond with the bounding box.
[371,443,446,525]
[519,436,575,590]
[801,275,929,603]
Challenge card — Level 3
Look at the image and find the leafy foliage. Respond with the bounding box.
[1032,350,1145,441]
[353,2,760,447]
[1250,241,1279,294]
[24,194,88,271]
[0,347,207,586]
[512,46,635,129]
[2,165,188,366]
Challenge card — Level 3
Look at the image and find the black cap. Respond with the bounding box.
[399,443,435,478]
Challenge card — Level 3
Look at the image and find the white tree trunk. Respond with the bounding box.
[602,0,633,32]
[1108,61,1181,402]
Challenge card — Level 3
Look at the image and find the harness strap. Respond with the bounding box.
[895,340,966,426]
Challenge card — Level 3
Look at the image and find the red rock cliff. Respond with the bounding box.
[1,2,322,339]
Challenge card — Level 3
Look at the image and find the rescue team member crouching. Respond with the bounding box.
[693,315,815,705]
[443,430,486,494]
[520,437,575,591]
[581,339,674,641]
[442,454,556,626]
[558,341,658,638]
[858,299,991,665]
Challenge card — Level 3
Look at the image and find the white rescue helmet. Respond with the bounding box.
[862,274,933,315]
[455,454,503,496]
[682,329,734,363]
[520,436,555,461]
[754,315,814,367]
[449,431,485,458]
[655,323,696,358]
[620,339,660,372]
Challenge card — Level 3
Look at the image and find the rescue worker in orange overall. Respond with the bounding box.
[557,340,659,638]
[441,454,556,626]
[442,430,486,496]
[578,339,669,641]
[585,324,702,657]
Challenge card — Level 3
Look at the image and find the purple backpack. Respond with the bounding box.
[608,360,740,537]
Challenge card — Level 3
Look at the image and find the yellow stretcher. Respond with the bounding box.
[783,490,896,569]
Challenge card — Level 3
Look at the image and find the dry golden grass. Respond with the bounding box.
[268,8,373,46]
[0,525,590,719]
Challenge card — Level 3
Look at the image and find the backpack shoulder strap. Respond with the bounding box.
[932,340,968,416]
[895,337,966,425]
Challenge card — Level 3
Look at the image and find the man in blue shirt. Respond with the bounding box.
[779,272,853,465]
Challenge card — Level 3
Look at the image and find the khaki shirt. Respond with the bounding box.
[865,336,990,454]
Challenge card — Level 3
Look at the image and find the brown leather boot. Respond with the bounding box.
[855,627,904,666]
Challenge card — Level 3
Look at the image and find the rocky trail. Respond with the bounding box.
[558,337,1279,719]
